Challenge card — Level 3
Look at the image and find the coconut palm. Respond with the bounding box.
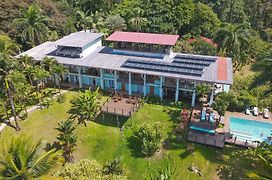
[129,8,148,32]
[14,4,48,47]
[105,14,127,33]
[0,54,20,131]
[56,119,77,163]
[51,63,68,93]
[0,34,20,55]
[17,55,35,86]
[0,135,61,179]
[31,66,50,103]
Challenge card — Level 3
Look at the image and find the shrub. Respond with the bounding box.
[103,157,124,175]
[144,95,161,104]
[134,123,164,157]
[54,159,126,180]
[57,93,66,103]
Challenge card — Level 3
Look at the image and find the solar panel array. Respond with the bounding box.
[121,54,218,77]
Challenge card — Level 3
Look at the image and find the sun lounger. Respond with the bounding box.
[200,110,206,122]
[189,125,215,134]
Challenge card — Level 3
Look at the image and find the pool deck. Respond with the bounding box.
[224,111,272,147]
[187,108,271,148]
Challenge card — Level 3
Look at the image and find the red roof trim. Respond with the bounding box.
[106,31,179,46]
[217,57,228,81]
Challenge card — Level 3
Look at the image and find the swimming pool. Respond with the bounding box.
[230,117,272,143]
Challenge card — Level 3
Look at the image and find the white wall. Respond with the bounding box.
[81,39,102,57]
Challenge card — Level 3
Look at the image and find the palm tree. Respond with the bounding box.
[31,66,50,103]
[0,54,20,131]
[51,63,68,94]
[42,57,58,85]
[0,136,61,179]
[213,24,251,69]
[75,10,93,31]
[129,8,148,32]
[0,34,20,55]
[68,88,99,127]
[14,4,48,47]
[17,55,35,86]
[105,14,127,33]
[8,70,31,119]
[56,119,77,163]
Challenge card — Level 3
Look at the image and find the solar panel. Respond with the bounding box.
[122,60,203,76]
[175,54,217,62]
[126,59,205,71]
[173,58,211,66]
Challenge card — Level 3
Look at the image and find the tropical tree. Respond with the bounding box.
[54,158,126,179]
[75,10,93,31]
[0,54,20,130]
[213,92,233,118]
[190,2,220,37]
[244,142,272,178]
[0,34,20,55]
[134,123,164,157]
[196,83,211,104]
[68,88,99,127]
[213,24,251,69]
[56,119,77,163]
[128,7,147,32]
[103,157,124,175]
[17,55,35,86]
[14,4,48,47]
[105,14,127,33]
[51,63,68,94]
[8,70,31,119]
[0,135,61,179]
[31,66,50,103]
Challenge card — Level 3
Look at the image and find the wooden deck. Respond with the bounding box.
[187,130,225,148]
[101,97,138,117]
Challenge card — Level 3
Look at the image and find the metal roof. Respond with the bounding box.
[106,31,179,46]
[18,42,233,85]
[55,31,103,48]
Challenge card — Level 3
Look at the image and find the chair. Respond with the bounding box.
[209,112,215,124]
[200,110,206,122]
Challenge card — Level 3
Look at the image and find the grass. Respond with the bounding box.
[0,90,268,179]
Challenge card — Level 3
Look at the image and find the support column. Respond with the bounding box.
[100,69,104,90]
[191,81,197,107]
[159,76,163,100]
[114,70,118,92]
[54,74,59,86]
[68,73,71,82]
[143,74,147,96]
[175,79,179,102]
[209,88,214,107]
[77,66,82,88]
[128,72,132,95]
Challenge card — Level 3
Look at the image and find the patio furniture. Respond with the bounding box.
[126,96,132,104]
[200,110,206,122]
[189,125,215,134]
[209,112,215,124]
[263,108,269,119]
[253,107,258,116]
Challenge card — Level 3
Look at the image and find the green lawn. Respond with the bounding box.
[0,90,266,180]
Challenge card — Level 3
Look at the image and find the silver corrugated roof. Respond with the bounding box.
[18,41,233,85]
[54,31,103,48]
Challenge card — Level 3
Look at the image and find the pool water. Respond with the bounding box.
[230,117,272,142]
